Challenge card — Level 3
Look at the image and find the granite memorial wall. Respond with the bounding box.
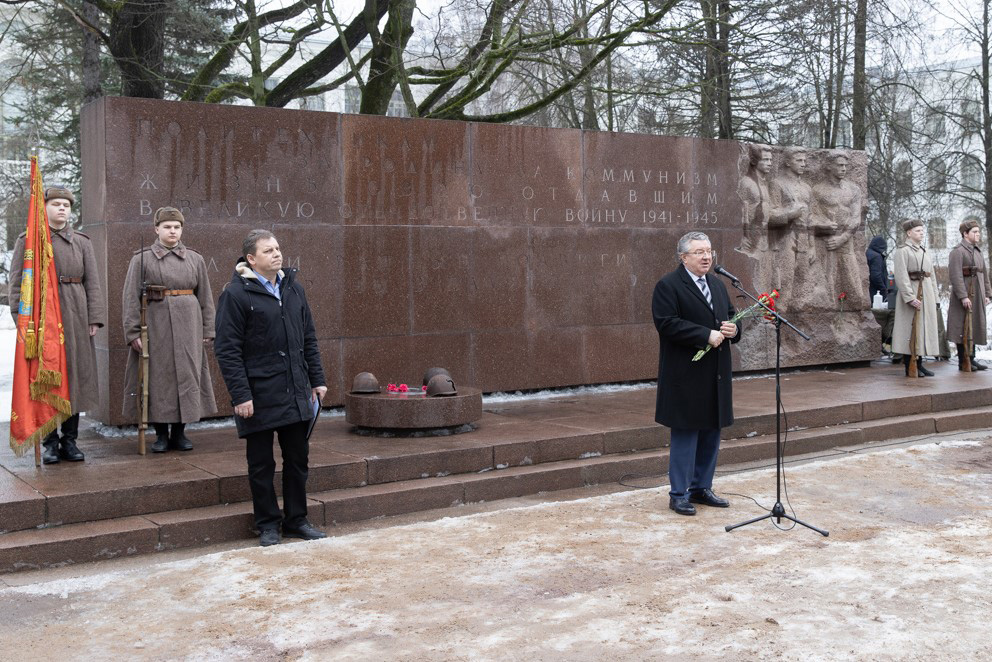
[80,97,877,425]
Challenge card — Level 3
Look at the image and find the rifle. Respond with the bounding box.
[137,241,150,455]
[962,276,974,372]
[908,279,923,378]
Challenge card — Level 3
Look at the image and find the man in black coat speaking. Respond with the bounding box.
[215,229,328,546]
[652,231,741,516]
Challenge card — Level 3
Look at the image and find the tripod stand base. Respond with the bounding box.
[725,502,829,536]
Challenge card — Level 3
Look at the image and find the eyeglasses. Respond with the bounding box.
[684,249,713,257]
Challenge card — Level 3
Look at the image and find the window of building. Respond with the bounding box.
[962,99,981,137]
[837,119,852,147]
[344,85,361,114]
[924,107,946,140]
[893,109,912,145]
[894,159,913,198]
[928,217,946,249]
[928,157,948,193]
[961,157,983,193]
[298,95,326,112]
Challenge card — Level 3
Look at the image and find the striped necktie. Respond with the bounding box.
[697,276,713,308]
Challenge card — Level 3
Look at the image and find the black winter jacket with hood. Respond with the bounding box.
[866,236,889,301]
[214,260,326,438]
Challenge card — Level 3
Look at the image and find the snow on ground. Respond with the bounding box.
[0,307,15,423]
[0,437,990,660]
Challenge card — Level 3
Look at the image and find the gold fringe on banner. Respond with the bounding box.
[10,413,69,458]
[24,321,37,358]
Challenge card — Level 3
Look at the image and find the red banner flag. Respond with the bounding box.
[9,156,71,457]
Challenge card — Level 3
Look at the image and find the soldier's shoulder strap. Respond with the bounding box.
[132,246,153,256]
[185,246,202,256]
[74,229,91,240]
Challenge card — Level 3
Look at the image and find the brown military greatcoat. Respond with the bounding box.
[9,226,106,413]
[892,241,940,356]
[946,239,992,345]
[121,240,217,423]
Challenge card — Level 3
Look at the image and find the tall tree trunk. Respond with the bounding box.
[851,0,866,150]
[716,0,733,139]
[108,0,167,98]
[360,0,416,115]
[81,1,102,103]
[699,0,717,139]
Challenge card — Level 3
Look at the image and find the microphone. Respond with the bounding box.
[713,265,741,283]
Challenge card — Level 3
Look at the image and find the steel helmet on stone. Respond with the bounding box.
[351,372,380,393]
[422,367,451,387]
[426,374,457,397]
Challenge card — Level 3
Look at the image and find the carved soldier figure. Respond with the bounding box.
[811,152,867,309]
[739,144,773,254]
[768,147,823,309]
[892,219,939,377]
[947,219,992,371]
[9,186,106,464]
[122,207,217,452]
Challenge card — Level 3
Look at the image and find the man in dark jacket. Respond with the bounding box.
[214,229,327,547]
[652,231,741,516]
[866,235,889,302]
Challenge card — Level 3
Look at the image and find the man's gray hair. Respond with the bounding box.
[243,229,276,257]
[677,231,711,257]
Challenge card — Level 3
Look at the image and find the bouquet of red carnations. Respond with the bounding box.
[692,289,780,362]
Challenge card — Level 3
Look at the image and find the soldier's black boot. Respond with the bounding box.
[169,423,193,451]
[957,344,969,371]
[151,423,170,453]
[58,414,85,461]
[42,430,60,464]
[972,355,987,371]
[917,358,934,377]
[903,355,912,377]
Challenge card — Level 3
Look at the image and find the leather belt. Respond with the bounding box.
[164,289,194,296]
[907,270,930,281]
[963,266,983,277]
[58,276,83,284]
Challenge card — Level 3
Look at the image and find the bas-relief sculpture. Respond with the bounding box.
[80,98,878,425]
[736,144,878,368]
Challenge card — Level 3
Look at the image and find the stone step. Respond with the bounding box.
[2,393,990,537]
[3,405,990,573]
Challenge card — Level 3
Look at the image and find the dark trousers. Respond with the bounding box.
[245,420,310,532]
[668,427,721,498]
[46,413,79,442]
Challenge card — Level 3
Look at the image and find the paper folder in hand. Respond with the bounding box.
[306,395,321,441]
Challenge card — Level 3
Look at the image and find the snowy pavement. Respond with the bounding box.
[1,436,989,660]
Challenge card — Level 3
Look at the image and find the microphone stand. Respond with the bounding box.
[720,276,828,537]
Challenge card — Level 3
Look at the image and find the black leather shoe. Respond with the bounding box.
[669,496,696,516]
[283,522,327,540]
[259,529,281,547]
[917,359,934,377]
[59,438,85,462]
[689,488,730,508]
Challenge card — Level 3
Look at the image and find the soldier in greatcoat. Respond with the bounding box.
[946,219,992,371]
[122,207,217,452]
[9,186,106,464]
[892,219,940,377]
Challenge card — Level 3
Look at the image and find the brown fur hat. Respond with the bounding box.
[44,186,75,205]
[902,219,924,233]
[154,207,185,226]
[959,219,980,236]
